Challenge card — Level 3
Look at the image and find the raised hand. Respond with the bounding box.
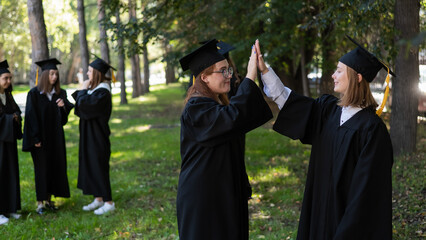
[246,43,258,81]
[255,39,269,74]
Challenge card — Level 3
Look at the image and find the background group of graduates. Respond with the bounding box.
[0,57,117,225]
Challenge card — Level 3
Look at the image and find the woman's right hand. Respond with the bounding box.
[81,79,91,90]
[245,43,258,81]
[255,39,269,75]
[35,142,41,148]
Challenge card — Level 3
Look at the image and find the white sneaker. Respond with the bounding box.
[0,215,9,225]
[82,199,104,211]
[94,202,115,215]
[9,213,21,219]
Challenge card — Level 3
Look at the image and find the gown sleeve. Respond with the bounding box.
[333,121,393,239]
[272,91,337,144]
[0,112,14,142]
[23,90,41,150]
[72,89,111,120]
[59,90,74,125]
[183,78,273,147]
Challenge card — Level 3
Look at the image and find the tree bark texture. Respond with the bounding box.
[129,0,142,97]
[97,0,110,63]
[27,0,49,87]
[77,0,89,79]
[142,44,150,93]
[116,9,127,105]
[390,0,420,155]
[164,40,176,84]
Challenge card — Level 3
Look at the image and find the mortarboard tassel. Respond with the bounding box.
[376,65,390,116]
[111,69,116,83]
[193,75,195,86]
[35,67,39,86]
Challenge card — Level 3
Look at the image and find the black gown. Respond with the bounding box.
[72,86,112,201]
[23,87,74,201]
[273,92,393,240]
[0,91,22,214]
[177,78,273,240]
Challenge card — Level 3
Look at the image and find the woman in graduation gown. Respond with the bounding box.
[72,57,115,215]
[256,36,393,239]
[23,58,74,214]
[177,39,273,239]
[0,60,22,225]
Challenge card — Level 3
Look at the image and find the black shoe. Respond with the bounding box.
[45,201,58,211]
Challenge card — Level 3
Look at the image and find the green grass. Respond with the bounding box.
[1,82,424,239]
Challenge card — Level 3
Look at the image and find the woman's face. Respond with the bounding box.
[202,60,232,95]
[0,73,12,92]
[332,62,349,94]
[49,70,59,86]
[87,66,93,81]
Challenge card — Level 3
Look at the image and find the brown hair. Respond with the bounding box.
[37,70,61,94]
[338,65,378,109]
[89,68,109,90]
[184,64,230,105]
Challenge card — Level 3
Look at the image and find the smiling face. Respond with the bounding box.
[332,62,350,94]
[201,60,231,95]
[0,73,12,93]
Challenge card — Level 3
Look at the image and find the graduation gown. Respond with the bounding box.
[177,79,273,240]
[72,86,112,201]
[0,91,22,214]
[273,92,393,240]
[22,87,74,200]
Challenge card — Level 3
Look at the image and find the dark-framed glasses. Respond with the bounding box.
[212,67,233,78]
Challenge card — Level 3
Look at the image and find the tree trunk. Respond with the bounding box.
[390,0,420,155]
[164,40,176,84]
[116,9,127,105]
[27,0,49,87]
[319,25,338,95]
[129,0,142,97]
[130,55,142,98]
[77,0,90,80]
[66,50,79,84]
[142,44,150,93]
[300,38,310,97]
[97,0,110,63]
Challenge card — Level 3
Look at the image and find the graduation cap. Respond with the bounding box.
[340,35,395,116]
[89,55,117,83]
[180,39,225,78]
[339,35,395,83]
[217,40,236,56]
[0,60,10,75]
[34,58,61,85]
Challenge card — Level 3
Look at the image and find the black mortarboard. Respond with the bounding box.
[35,58,61,71]
[0,60,10,75]
[179,39,225,77]
[199,40,236,56]
[339,35,395,82]
[89,56,116,75]
[217,40,236,55]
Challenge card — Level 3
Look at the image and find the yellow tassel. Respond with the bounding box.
[111,69,116,83]
[376,66,390,116]
[193,75,195,86]
[35,67,39,86]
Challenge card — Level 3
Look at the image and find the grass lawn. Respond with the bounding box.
[1,82,424,239]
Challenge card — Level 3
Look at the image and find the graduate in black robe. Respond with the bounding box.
[22,58,74,214]
[177,39,273,239]
[72,57,116,215]
[255,37,394,239]
[0,60,22,224]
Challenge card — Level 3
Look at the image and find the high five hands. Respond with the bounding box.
[246,39,269,81]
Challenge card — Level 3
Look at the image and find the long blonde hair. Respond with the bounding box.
[338,65,378,109]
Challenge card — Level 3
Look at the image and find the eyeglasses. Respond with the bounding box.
[212,67,233,78]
